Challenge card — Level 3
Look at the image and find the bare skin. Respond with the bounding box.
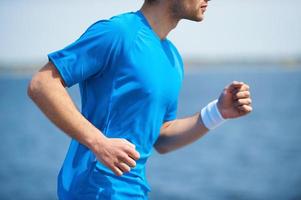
[141,0,252,153]
[28,0,252,176]
[140,0,210,40]
[28,62,140,176]
[155,81,252,154]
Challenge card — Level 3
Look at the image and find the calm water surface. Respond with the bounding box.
[0,65,300,200]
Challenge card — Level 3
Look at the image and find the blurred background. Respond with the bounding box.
[1,0,301,199]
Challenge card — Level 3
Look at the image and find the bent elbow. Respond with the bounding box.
[155,145,170,154]
[27,74,42,100]
[27,79,35,99]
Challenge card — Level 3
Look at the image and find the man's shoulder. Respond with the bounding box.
[86,12,141,44]
[84,12,141,50]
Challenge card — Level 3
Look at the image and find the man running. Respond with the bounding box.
[28,0,252,199]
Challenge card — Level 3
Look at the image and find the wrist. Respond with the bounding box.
[200,99,226,130]
[86,131,108,153]
[216,100,226,119]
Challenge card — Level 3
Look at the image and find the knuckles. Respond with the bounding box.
[235,91,251,99]
[116,172,123,176]
[135,153,141,160]
[237,98,252,105]
[124,167,131,173]
[123,145,132,152]
[237,99,243,104]
[244,84,250,90]
[244,91,251,97]
[242,105,253,112]
[118,153,128,160]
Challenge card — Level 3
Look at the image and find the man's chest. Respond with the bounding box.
[114,45,183,104]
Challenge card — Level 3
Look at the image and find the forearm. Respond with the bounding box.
[154,113,209,154]
[155,81,253,154]
[27,62,106,151]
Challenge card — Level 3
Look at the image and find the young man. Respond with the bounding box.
[28,0,252,199]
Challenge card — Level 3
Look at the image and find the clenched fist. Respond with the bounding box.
[217,81,252,119]
[92,138,140,176]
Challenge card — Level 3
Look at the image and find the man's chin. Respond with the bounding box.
[181,11,205,22]
[195,16,204,22]
[187,15,204,22]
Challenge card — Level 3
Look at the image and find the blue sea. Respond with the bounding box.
[1,65,301,200]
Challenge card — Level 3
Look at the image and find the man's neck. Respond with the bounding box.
[140,2,180,40]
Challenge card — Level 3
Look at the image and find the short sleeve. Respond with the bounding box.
[48,20,122,87]
[163,99,178,122]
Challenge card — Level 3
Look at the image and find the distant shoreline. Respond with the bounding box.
[1,57,301,76]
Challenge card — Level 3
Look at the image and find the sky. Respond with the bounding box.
[1,0,301,66]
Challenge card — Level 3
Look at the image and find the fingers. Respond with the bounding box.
[240,84,250,91]
[114,154,136,176]
[234,98,252,106]
[113,153,137,176]
[116,162,131,174]
[96,138,140,177]
[227,81,244,92]
[122,139,140,160]
[230,81,244,88]
[233,91,250,100]
[120,154,137,168]
[227,81,253,116]
[115,139,139,176]
[126,147,140,160]
[127,142,136,149]
[230,81,251,101]
[111,166,124,177]
[228,81,250,93]
[237,105,253,114]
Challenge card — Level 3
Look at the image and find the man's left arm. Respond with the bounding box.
[154,81,252,154]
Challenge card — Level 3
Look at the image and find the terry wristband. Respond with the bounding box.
[200,99,226,130]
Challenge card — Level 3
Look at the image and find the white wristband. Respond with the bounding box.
[200,99,226,130]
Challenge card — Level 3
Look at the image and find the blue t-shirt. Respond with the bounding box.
[48,10,184,199]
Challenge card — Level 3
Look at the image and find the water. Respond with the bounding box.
[1,65,301,200]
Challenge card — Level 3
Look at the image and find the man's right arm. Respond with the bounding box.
[27,62,140,176]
